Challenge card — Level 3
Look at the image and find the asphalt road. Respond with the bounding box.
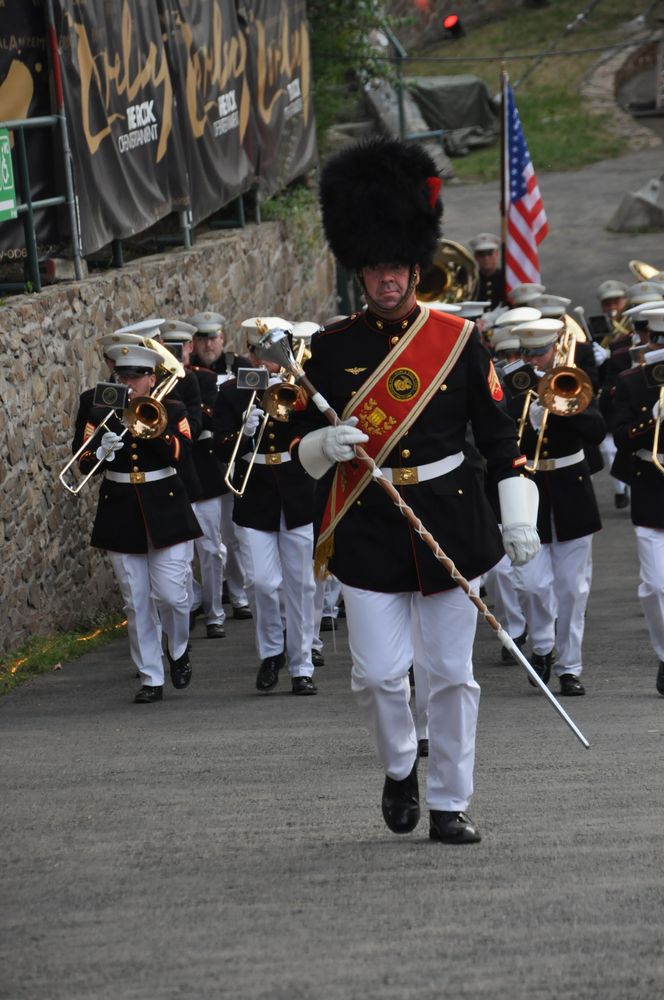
[2,146,664,1000]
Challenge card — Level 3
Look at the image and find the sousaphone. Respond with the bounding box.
[417,239,479,304]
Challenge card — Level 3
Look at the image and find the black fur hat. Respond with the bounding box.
[319,136,443,272]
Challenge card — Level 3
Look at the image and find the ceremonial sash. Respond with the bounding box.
[315,306,474,572]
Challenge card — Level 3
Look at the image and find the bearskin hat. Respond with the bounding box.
[319,136,443,273]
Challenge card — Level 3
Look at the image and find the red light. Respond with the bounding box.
[443,14,459,29]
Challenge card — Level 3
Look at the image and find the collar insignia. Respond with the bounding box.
[345,367,367,375]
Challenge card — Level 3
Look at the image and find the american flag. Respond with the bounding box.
[504,82,548,292]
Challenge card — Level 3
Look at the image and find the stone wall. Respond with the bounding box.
[0,219,336,655]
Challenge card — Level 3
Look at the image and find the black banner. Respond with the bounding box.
[0,0,60,263]
[241,0,317,199]
[54,0,190,255]
[160,0,257,227]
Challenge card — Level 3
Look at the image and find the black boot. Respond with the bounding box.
[381,760,420,834]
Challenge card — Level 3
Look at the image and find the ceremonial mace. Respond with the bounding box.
[256,327,590,750]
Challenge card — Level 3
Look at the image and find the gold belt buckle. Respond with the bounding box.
[537,459,554,472]
[130,471,146,484]
[266,453,282,465]
[392,466,418,485]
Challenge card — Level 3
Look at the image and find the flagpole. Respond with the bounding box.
[499,66,508,299]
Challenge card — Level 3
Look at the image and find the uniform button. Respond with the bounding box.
[268,446,275,453]
[356,500,362,506]
[440,383,447,392]
[542,437,548,444]
[401,449,411,459]
[457,489,463,495]
[641,406,648,412]
[578,476,583,482]
[390,336,399,346]
[132,466,140,472]
[268,433,275,440]
[376,320,384,330]
[401,319,409,329]
[267,421,274,428]
[350,390,357,396]
[168,491,174,497]
[542,451,549,457]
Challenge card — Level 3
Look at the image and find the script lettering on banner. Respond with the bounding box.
[54,0,189,255]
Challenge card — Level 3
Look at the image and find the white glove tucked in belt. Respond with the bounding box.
[592,341,609,366]
[95,430,124,462]
[498,476,540,566]
[299,418,369,479]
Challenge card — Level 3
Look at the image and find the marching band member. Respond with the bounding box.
[189,310,252,620]
[612,308,664,695]
[509,318,606,696]
[76,341,202,703]
[291,137,540,843]
[212,326,318,696]
[161,321,228,639]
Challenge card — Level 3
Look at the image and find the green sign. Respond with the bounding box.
[0,129,17,222]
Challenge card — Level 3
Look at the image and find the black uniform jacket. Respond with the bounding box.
[79,400,202,553]
[291,306,526,595]
[612,364,664,528]
[167,370,204,502]
[478,267,506,309]
[517,397,605,543]
[188,365,228,500]
[213,377,315,532]
[598,334,632,432]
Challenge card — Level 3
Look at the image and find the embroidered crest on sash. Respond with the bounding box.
[358,398,397,436]
[387,368,420,402]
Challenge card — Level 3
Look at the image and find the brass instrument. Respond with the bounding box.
[417,239,479,304]
[629,260,661,281]
[526,330,594,473]
[653,386,664,475]
[59,341,185,495]
[224,332,309,497]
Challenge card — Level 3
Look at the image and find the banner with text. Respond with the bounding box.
[54,0,190,255]
[0,0,60,263]
[241,0,317,198]
[159,0,257,227]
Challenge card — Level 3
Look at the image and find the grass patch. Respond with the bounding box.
[0,616,127,697]
[405,0,643,180]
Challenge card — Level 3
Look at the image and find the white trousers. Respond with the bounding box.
[512,532,593,677]
[636,526,664,661]
[236,515,316,676]
[483,553,527,638]
[221,493,248,607]
[342,582,481,812]
[600,433,627,494]
[109,541,191,687]
[191,497,225,625]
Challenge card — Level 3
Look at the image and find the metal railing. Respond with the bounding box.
[0,115,83,294]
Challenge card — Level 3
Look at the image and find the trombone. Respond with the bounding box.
[59,341,185,495]
[653,386,664,475]
[224,335,310,497]
[526,330,594,473]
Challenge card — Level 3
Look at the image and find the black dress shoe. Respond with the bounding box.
[559,673,585,696]
[528,650,554,687]
[501,628,528,663]
[429,810,481,844]
[134,685,163,704]
[232,605,253,620]
[311,648,325,667]
[256,652,285,692]
[381,761,420,834]
[206,623,226,639]
[657,661,664,696]
[417,738,429,758]
[614,490,630,509]
[291,676,318,695]
[167,649,192,689]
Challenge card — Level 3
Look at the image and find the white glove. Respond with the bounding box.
[528,400,545,431]
[653,399,664,424]
[592,341,609,366]
[267,374,283,386]
[299,418,369,479]
[95,430,124,462]
[242,406,264,437]
[498,477,540,567]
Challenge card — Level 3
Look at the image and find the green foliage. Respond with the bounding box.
[0,616,127,697]
[261,182,322,269]
[307,1,396,149]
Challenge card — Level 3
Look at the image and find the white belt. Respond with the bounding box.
[105,467,177,485]
[529,449,584,472]
[378,452,464,485]
[198,430,213,441]
[637,449,664,464]
[242,451,291,466]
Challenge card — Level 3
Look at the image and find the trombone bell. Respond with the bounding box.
[262,382,305,422]
[124,395,169,438]
[538,365,594,417]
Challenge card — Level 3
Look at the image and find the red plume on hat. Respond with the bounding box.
[319,137,443,273]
